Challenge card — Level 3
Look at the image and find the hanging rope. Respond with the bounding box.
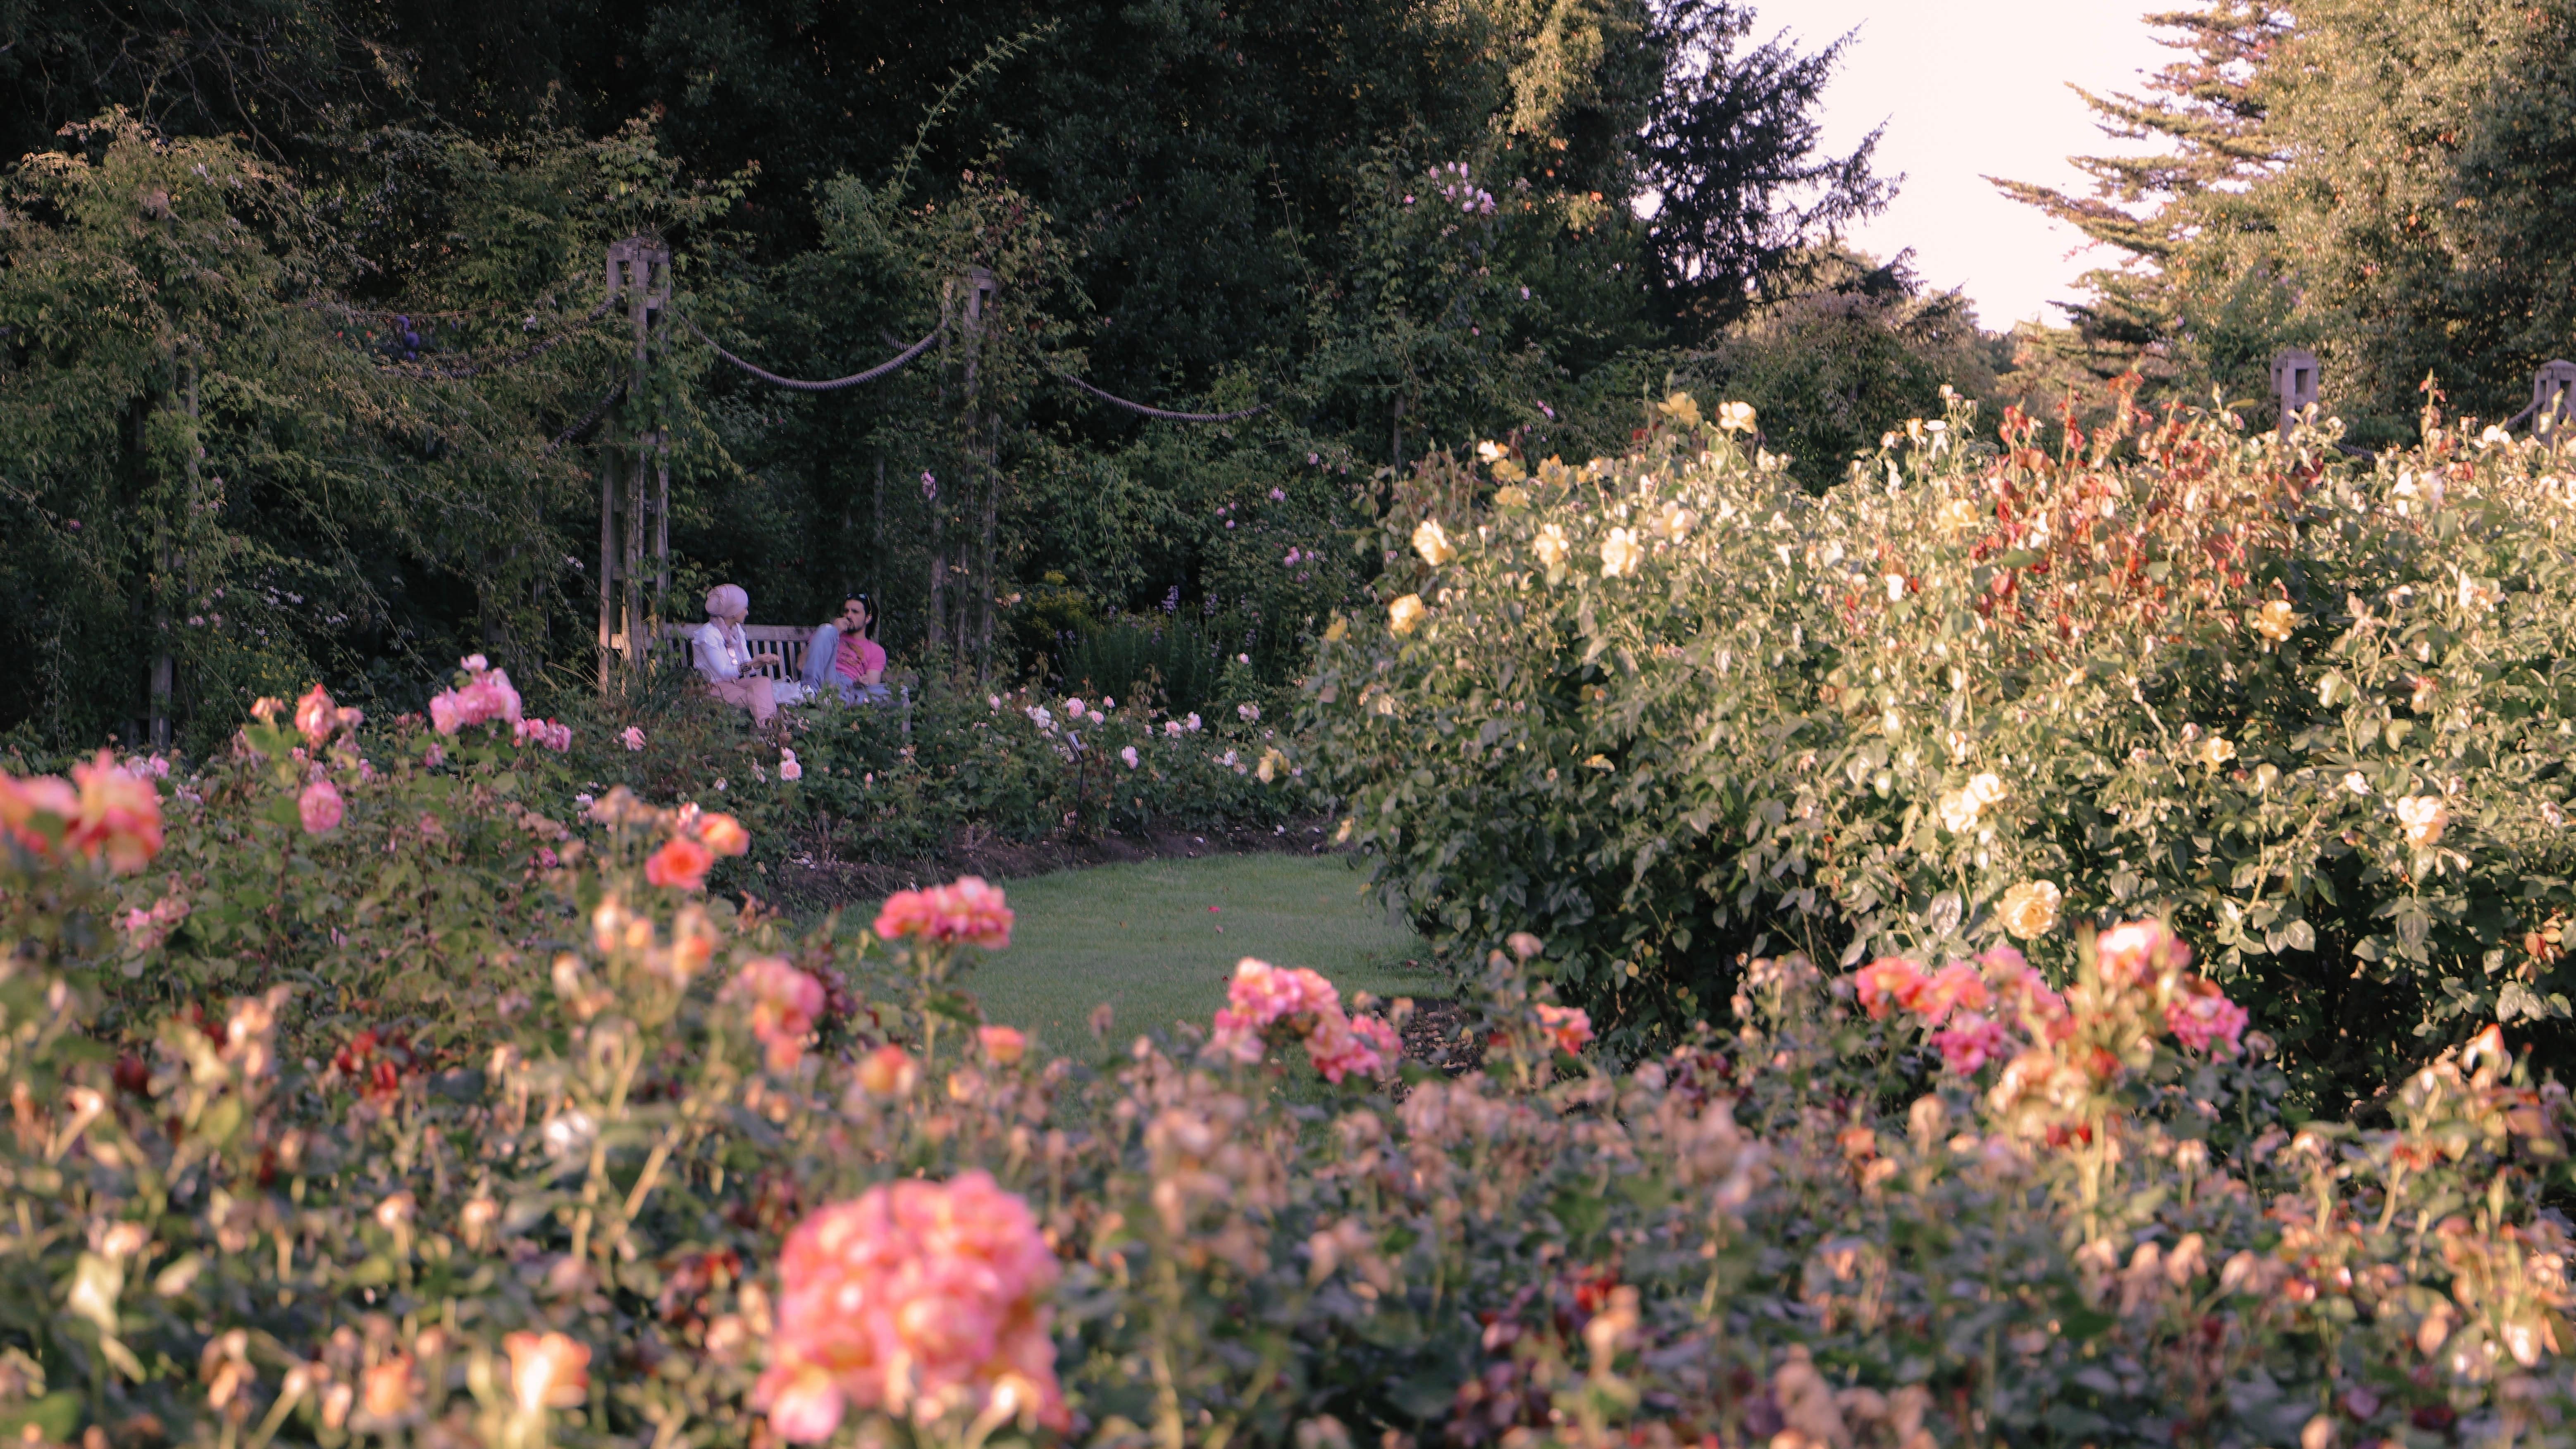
[677,313,944,392]
[1049,367,1268,422]
[545,381,626,455]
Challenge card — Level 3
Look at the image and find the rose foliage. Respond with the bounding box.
[1301,387,2576,1105]
[4,699,2576,1449]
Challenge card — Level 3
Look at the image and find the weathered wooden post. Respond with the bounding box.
[599,237,670,689]
[930,265,998,667]
[2528,360,2576,436]
[2271,348,2320,439]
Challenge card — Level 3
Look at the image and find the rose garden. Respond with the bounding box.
[10,379,2576,1449]
[9,0,2576,1443]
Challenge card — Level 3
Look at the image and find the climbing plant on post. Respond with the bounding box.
[597,237,673,687]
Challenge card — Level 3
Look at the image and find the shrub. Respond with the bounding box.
[1300,387,2576,1106]
[8,727,2576,1449]
[523,669,1309,879]
[618,685,1307,872]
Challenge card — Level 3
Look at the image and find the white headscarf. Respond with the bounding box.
[705,584,750,620]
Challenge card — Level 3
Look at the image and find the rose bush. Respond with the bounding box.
[1300,386,2576,1106]
[554,679,1309,879]
[6,698,2576,1449]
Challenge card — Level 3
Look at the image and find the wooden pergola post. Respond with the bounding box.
[599,237,671,690]
[2270,348,2320,439]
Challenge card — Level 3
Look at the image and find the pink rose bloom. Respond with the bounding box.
[426,664,524,737]
[725,958,827,1072]
[1304,1010,1394,1083]
[121,894,188,951]
[752,1173,1067,1440]
[513,717,572,751]
[298,779,345,835]
[1206,1009,1268,1064]
[977,1025,1026,1065]
[294,684,339,746]
[1980,946,2073,1040]
[422,741,445,769]
[1906,960,1991,1025]
[1852,957,1925,1020]
[621,726,646,752]
[873,876,1014,950]
[1930,1011,2013,1074]
[1224,959,1342,1030]
[2166,981,2249,1056]
[780,748,803,782]
[2097,919,2191,989]
[1534,1003,1594,1054]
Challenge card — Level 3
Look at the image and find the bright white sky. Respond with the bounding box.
[1752,0,2180,328]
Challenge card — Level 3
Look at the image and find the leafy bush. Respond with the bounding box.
[1300,388,2576,1106]
[1052,617,1240,723]
[8,725,2576,1449]
[565,679,1307,873]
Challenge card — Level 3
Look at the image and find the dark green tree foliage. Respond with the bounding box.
[1999,0,2576,438]
[0,115,737,749]
[1679,246,2005,491]
[0,0,1887,744]
[1639,0,1891,333]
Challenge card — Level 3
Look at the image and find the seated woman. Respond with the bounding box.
[801,595,892,705]
[693,584,788,725]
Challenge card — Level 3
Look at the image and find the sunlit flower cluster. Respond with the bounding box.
[1206,958,1400,1083]
[427,654,523,737]
[1,752,164,873]
[726,958,828,1072]
[755,1173,1066,1439]
[874,876,1015,951]
[513,716,573,752]
[293,684,365,746]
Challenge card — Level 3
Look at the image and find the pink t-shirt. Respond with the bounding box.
[835,632,885,682]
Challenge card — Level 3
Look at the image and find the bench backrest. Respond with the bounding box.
[651,623,816,680]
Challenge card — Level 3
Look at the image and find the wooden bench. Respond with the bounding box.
[634,624,914,733]
[644,623,817,681]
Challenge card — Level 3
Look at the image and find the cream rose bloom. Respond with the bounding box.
[1412,519,1456,566]
[1388,594,1425,636]
[2395,794,2449,848]
[1717,400,1757,433]
[1937,790,1981,834]
[2195,736,2236,767]
[1533,524,1571,570]
[1600,528,1644,578]
[1999,880,2063,939]
[2252,599,2298,641]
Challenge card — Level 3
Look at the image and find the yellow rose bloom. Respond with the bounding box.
[1388,594,1425,635]
[1999,880,2062,939]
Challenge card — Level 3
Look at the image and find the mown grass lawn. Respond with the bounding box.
[949,853,1441,1053]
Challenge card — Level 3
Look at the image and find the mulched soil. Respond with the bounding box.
[1400,996,1486,1075]
[761,815,1343,910]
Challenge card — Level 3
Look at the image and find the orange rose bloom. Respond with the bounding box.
[502,1332,591,1413]
[695,812,751,856]
[646,836,714,891]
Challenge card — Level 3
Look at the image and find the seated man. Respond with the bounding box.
[802,596,892,705]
